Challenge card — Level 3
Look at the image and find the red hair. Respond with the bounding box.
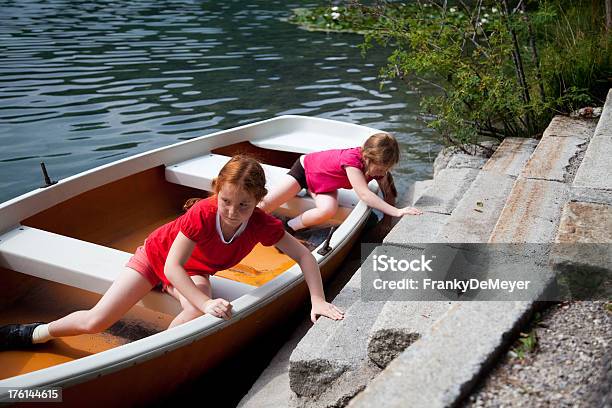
[212,155,267,202]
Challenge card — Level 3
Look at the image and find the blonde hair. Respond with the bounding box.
[212,155,267,202]
[362,132,400,167]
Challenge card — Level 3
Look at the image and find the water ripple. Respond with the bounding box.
[0,0,441,204]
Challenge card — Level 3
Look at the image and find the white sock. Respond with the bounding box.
[288,215,306,231]
[32,324,54,344]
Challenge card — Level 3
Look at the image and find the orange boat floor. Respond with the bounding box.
[216,243,296,287]
[0,273,173,380]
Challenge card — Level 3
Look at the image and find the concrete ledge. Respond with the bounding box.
[367,301,451,368]
[383,212,450,249]
[489,179,570,243]
[289,268,385,399]
[482,138,538,177]
[349,301,535,408]
[403,179,434,206]
[571,128,612,204]
[435,171,516,243]
[541,115,598,139]
[550,202,612,299]
[522,134,590,182]
[556,201,612,243]
[411,168,479,215]
[572,90,612,205]
[384,166,477,248]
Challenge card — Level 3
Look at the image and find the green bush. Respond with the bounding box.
[290,1,611,146]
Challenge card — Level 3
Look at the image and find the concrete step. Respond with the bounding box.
[288,268,385,404]
[555,201,612,243]
[488,178,569,243]
[482,137,538,177]
[370,207,455,371]
[348,301,536,408]
[363,137,536,392]
[434,138,538,243]
[489,115,598,243]
[410,168,479,215]
[403,179,433,206]
[349,137,542,407]
[434,170,516,242]
[572,89,612,205]
[521,116,596,183]
[384,168,480,248]
[550,201,612,300]
[366,301,451,368]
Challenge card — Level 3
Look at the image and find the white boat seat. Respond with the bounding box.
[165,153,366,222]
[251,132,355,154]
[0,226,256,316]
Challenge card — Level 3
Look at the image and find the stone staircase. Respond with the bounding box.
[349,91,610,408]
[239,89,611,408]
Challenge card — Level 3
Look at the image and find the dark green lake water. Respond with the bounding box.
[0,0,441,204]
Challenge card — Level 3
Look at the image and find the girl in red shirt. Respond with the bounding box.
[260,132,422,232]
[0,156,344,349]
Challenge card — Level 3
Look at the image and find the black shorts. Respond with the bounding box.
[287,158,308,190]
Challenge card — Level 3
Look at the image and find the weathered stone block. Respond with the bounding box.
[367,301,450,368]
[522,135,588,182]
[556,201,612,243]
[572,134,612,204]
[383,212,450,249]
[571,90,612,205]
[542,115,598,140]
[349,301,535,408]
[435,171,516,243]
[482,138,538,177]
[489,178,570,243]
[446,153,488,171]
[413,168,479,215]
[551,202,612,300]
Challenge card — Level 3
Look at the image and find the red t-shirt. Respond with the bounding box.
[303,147,377,194]
[145,196,285,286]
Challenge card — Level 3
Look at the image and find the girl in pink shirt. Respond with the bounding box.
[260,133,422,231]
[0,156,343,349]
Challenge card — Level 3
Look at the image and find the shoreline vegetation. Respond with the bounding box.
[289,1,611,149]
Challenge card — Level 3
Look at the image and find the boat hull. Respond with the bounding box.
[0,116,379,404]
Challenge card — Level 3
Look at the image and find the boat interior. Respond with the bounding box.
[0,141,360,380]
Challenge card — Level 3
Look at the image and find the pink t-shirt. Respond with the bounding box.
[144,197,285,286]
[303,147,377,194]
